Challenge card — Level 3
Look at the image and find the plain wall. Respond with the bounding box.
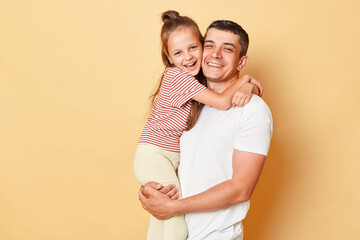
[1,0,360,239]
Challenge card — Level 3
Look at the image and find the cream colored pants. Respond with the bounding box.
[134,144,187,240]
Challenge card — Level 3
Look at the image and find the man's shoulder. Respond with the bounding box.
[233,94,273,131]
[205,95,271,117]
[238,94,271,115]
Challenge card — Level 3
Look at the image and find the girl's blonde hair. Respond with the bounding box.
[150,10,205,130]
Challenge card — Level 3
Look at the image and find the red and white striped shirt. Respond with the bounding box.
[139,67,206,152]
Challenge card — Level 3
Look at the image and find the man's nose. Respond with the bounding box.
[212,47,222,58]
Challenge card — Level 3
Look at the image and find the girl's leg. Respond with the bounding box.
[134,144,187,240]
[146,215,163,240]
[162,214,187,240]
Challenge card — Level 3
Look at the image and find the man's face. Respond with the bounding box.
[202,28,244,83]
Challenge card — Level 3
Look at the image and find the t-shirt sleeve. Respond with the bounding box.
[234,96,273,156]
[167,69,206,108]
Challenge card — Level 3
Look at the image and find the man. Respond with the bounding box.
[139,20,273,239]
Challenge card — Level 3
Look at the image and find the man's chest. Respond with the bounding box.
[185,107,239,146]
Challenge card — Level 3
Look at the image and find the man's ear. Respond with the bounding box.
[237,56,248,71]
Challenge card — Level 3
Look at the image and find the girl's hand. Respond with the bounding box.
[238,75,263,97]
[249,77,263,97]
[231,82,253,108]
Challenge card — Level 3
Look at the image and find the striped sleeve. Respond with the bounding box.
[167,68,206,108]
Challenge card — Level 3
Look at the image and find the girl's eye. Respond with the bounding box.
[190,45,197,50]
[174,52,181,56]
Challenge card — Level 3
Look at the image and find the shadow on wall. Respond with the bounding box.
[242,54,290,239]
[244,136,287,239]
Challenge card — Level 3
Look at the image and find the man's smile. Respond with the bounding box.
[206,62,224,68]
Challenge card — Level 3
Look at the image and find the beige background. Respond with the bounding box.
[1,0,360,239]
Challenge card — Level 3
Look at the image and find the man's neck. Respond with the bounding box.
[207,75,239,94]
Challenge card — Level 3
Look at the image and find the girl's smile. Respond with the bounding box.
[167,27,203,76]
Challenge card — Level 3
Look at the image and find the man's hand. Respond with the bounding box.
[139,185,177,220]
[140,182,180,200]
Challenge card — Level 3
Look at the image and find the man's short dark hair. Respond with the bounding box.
[205,20,249,57]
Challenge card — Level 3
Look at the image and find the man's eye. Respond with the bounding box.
[224,48,233,52]
[204,44,212,48]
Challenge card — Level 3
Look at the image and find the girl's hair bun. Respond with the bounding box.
[161,10,180,23]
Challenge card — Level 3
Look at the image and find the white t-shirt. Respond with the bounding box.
[178,95,273,239]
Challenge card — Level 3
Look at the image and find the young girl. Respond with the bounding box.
[134,10,261,240]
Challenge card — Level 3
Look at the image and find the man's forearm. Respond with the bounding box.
[171,151,266,216]
[140,151,266,220]
[172,179,252,216]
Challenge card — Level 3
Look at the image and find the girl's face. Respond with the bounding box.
[167,27,203,76]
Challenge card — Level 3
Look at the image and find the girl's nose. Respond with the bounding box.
[185,52,194,61]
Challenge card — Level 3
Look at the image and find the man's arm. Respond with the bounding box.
[139,150,266,220]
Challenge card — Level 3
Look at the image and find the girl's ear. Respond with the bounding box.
[237,56,248,71]
[168,57,173,65]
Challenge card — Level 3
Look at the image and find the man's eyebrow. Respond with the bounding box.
[224,42,236,48]
[204,40,236,48]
